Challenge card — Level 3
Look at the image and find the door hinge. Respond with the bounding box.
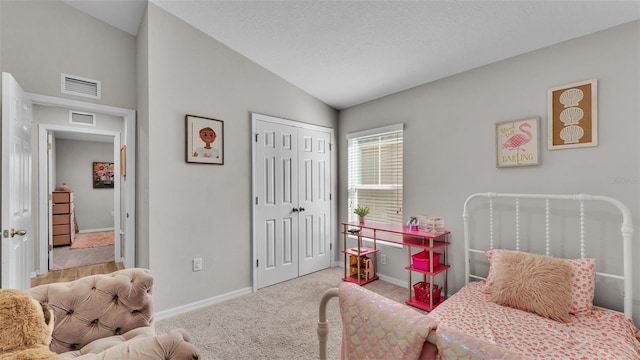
[47,143,52,150]
[255,133,259,142]
[256,259,259,267]
[330,243,333,250]
[48,244,53,252]
[329,194,332,200]
[255,197,258,205]
[329,143,332,151]
[48,194,51,201]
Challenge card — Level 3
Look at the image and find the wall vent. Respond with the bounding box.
[69,111,96,126]
[61,73,101,99]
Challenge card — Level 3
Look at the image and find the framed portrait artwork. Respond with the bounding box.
[186,114,224,165]
[496,117,541,168]
[548,79,597,150]
[93,162,115,188]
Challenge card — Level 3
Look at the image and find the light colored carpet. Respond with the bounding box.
[155,267,422,360]
[71,231,115,249]
[52,244,115,270]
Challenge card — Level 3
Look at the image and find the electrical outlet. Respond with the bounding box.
[192,258,203,272]
[380,254,386,265]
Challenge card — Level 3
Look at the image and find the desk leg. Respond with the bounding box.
[343,225,347,280]
[407,247,412,301]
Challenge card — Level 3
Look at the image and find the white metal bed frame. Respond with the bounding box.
[318,192,635,359]
[463,192,634,319]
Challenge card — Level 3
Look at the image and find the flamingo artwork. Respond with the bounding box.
[502,122,533,164]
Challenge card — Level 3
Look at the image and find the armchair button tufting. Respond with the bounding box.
[67,309,74,315]
[71,344,80,350]
[114,327,121,335]
[92,319,99,325]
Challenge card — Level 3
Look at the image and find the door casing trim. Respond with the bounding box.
[28,92,136,272]
[38,124,121,270]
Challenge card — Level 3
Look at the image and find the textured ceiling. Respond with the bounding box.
[64,0,640,110]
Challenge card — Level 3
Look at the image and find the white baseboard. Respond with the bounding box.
[376,273,408,288]
[154,267,448,322]
[154,286,252,321]
[78,227,114,233]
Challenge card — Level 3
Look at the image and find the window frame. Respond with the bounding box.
[346,123,404,232]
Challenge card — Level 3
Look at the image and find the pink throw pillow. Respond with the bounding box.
[485,249,595,314]
[489,251,573,323]
[567,258,596,313]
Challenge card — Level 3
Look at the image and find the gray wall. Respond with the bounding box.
[338,20,640,324]
[1,0,134,274]
[142,4,338,311]
[55,139,114,231]
[0,1,3,103]
[0,0,136,109]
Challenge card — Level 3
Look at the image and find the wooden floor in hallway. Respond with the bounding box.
[31,261,125,287]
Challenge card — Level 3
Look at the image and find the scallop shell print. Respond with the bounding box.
[559,107,584,126]
[559,88,584,108]
[560,125,584,144]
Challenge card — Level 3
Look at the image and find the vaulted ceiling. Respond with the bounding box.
[63,0,640,110]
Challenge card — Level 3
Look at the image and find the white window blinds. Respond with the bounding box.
[347,124,403,225]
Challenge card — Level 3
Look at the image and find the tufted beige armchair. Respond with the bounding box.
[26,268,200,359]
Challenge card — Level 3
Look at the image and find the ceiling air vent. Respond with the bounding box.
[69,111,96,126]
[61,73,101,99]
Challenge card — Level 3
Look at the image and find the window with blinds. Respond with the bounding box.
[347,125,403,225]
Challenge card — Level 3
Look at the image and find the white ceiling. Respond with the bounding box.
[63,0,640,110]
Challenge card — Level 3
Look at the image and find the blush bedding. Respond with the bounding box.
[427,282,640,359]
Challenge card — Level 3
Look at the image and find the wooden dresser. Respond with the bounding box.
[52,191,75,246]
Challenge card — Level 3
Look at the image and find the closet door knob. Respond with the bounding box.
[10,229,27,237]
[299,207,305,212]
[292,207,299,212]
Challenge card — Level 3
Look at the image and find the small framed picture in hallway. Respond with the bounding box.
[93,162,115,188]
[496,117,540,168]
[186,114,224,165]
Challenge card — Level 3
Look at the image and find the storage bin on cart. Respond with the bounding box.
[411,251,441,271]
[413,281,442,304]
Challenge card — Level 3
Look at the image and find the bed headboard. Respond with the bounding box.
[463,192,634,319]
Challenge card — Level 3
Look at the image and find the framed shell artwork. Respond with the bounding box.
[548,79,597,150]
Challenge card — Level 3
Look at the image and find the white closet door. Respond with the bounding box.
[253,114,333,289]
[298,127,331,276]
[255,120,299,288]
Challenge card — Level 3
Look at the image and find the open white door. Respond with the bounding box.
[1,72,33,289]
